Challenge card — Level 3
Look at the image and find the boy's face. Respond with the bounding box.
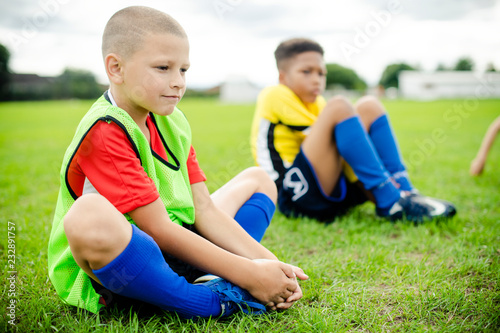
[119,33,190,117]
[279,51,326,104]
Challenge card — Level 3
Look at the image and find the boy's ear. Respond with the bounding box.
[105,53,124,85]
[278,69,287,84]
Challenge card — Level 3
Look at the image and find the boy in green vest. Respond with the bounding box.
[48,6,307,319]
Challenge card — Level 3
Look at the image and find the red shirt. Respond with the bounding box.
[67,115,206,214]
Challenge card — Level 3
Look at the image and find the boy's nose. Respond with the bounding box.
[312,73,322,84]
[170,73,185,89]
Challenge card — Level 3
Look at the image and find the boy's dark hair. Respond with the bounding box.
[274,38,324,70]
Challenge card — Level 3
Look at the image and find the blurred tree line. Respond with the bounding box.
[0,43,104,101]
[326,56,489,91]
[0,44,10,101]
[325,63,367,91]
[378,56,493,89]
[0,42,496,101]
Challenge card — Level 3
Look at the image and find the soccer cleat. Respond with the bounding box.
[409,190,457,218]
[202,277,266,317]
[376,191,457,223]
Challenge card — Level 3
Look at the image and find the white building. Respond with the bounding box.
[399,71,500,100]
[219,76,262,103]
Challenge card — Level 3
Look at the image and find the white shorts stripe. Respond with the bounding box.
[256,119,279,181]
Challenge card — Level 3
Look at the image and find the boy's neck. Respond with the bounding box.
[108,87,151,142]
[280,83,311,107]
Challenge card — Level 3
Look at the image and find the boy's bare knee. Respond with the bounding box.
[64,194,132,269]
[355,96,386,129]
[64,194,128,253]
[328,95,351,104]
[355,96,386,117]
[64,194,106,238]
[327,95,353,110]
[322,95,356,122]
[247,166,278,203]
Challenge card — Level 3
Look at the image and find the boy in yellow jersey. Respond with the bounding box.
[48,7,307,319]
[251,38,456,223]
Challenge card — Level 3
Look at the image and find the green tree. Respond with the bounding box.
[0,43,11,101]
[436,63,448,71]
[55,68,103,99]
[486,62,496,72]
[379,63,415,89]
[325,63,367,91]
[454,57,474,71]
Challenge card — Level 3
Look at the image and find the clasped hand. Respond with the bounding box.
[245,259,308,311]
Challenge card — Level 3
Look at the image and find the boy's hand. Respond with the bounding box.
[470,157,485,176]
[268,264,309,310]
[247,260,308,309]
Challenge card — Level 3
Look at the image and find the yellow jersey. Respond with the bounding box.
[250,84,324,186]
[251,84,356,188]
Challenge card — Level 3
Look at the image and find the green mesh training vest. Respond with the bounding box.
[47,95,195,313]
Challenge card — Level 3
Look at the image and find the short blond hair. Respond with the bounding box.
[102,6,187,60]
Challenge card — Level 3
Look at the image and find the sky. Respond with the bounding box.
[1,0,499,88]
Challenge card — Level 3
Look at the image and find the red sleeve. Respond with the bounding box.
[76,121,160,214]
[187,146,206,184]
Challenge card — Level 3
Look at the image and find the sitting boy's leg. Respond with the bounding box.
[64,193,222,318]
[278,147,369,222]
[211,167,277,242]
[303,96,400,211]
[356,96,413,191]
[354,96,456,221]
[64,193,133,282]
[301,96,352,196]
[274,95,398,221]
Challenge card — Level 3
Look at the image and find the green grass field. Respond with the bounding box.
[0,97,499,332]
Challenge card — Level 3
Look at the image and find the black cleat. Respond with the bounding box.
[377,191,457,223]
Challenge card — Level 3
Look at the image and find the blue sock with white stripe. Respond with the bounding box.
[92,224,222,319]
[369,114,413,191]
[335,116,400,209]
[234,193,274,242]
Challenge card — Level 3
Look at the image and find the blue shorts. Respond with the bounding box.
[278,149,368,222]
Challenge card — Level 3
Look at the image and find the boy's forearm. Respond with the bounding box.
[154,220,257,281]
[190,181,278,261]
[477,117,500,159]
[146,218,300,305]
[194,204,278,261]
[128,199,260,286]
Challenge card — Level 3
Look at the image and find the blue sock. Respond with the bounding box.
[92,225,221,319]
[234,193,275,242]
[369,114,413,191]
[335,116,400,209]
